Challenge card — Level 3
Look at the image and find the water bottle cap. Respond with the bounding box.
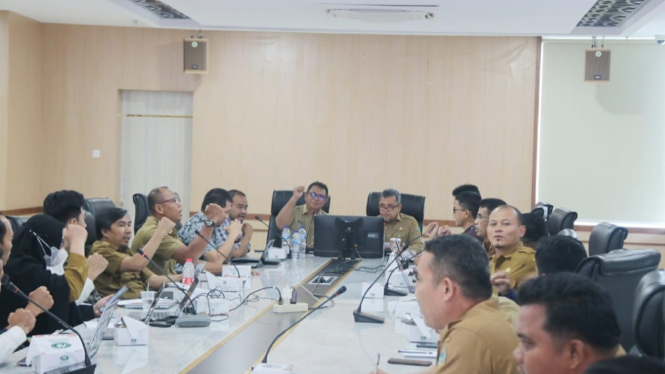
[186,258,192,262]
[300,225,305,228]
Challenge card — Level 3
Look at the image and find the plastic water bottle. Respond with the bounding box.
[291,232,301,261]
[281,227,291,251]
[183,258,195,285]
[298,226,307,257]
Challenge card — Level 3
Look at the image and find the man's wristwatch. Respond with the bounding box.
[204,219,216,227]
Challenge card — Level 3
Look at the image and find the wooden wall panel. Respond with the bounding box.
[33,25,538,221]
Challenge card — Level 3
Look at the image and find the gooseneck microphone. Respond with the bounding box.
[136,248,198,316]
[261,286,346,364]
[1,274,96,374]
[195,229,241,277]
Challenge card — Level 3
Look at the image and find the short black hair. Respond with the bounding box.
[424,235,492,300]
[479,198,507,215]
[535,236,587,275]
[521,213,548,247]
[147,186,169,214]
[518,273,621,353]
[200,188,232,212]
[95,207,129,239]
[229,190,246,199]
[452,184,480,198]
[43,190,86,224]
[584,356,665,374]
[492,205,523,225]
[455,191,481,218]
[307,181,328,197]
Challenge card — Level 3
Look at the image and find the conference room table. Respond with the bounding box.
[1,254,434,374]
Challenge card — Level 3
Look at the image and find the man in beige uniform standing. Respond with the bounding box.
[372,235,518,374]
[378,188,423,253]
[275,182,329,249]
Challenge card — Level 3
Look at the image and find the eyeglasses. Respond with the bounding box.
[158,195,181,205]
[308,192,327,201]
[379,204,400,211]
[453,207,468,214]
[476,213,489,221]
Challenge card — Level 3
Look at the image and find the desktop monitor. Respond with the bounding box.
[313,215,384,259]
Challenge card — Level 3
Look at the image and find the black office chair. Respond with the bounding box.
[531,202,554,221]
[133,193,150,234]
[633,270,665,359]
[6,215,29,234]
[588,222,628,257]
[267,190,331,245]
[84,211,96,256]
[84,197,115,217]
[576,249,661,350]
[547,207,577,236]
[366,192,426,231]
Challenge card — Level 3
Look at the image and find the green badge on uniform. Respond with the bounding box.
[437,347,447,367]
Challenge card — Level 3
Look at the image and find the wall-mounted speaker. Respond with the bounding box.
[584,48,611,83]
[184,38,208,74]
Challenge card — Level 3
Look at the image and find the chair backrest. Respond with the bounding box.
[576,249,662,350]
[267,190,331,245]
[366,192,426,231]
[6,215,29,234]
[133,193,150,234]
[84,197,115,217]
[588,222,629,257]
[547,207,577,235]
[531,201,554,220]
[633,269,665,359]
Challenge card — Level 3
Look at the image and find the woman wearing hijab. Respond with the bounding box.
[0,214,89,336]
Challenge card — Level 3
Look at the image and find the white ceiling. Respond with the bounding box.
[1,0,665,39]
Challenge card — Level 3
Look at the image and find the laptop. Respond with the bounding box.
[136,279,200,321]
[231,239,282,267]
[128,286,165,322]
[87,290,121,357]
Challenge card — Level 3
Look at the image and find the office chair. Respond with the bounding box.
[84,197,115,217]
[588,222,628,257]
[531,201,554,221]
[633,270,665,359]
[547,207,577,236]
[366,192,426,231]
[267,190,331,245]
[133,193,150,234]
[576,249,661,350]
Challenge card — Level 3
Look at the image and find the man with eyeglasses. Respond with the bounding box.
[130,186,226,276]
[275,182,329,248]
[424,191,482,243]
[474,198,507,257]
[378,189,423,254]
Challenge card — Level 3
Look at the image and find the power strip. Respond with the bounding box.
[272,303,308,314]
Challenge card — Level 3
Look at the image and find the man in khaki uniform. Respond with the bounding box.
[91,207,182,299]
[473,198,506,257]
[488,205,536,290]
[378,189,423,253]
[372,235,518,374]
[275,182,329,248]
[130,187,225,276]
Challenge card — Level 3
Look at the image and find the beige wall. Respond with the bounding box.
[35,24,539,221]
[0,12,43,210]
[2,19,539,222]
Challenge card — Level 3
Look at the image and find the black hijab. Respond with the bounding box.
[0,214,79,335]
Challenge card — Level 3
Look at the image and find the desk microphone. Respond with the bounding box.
[353,237,420,324]
[1,274,96,374]
[261,286,346,364]
[384,248,422,296]
[254,215,293,257]
[136,248,197,316]
[195,229,241,277]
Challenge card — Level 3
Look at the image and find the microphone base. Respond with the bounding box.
[353,310,385,324]
[384,287,408,297]
[45,363,97,374]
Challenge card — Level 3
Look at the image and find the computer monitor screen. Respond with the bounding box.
[313,215,384,258]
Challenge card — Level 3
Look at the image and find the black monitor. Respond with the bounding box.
[313,215,384,259]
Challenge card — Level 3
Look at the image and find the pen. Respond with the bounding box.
[375,353,380,374]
